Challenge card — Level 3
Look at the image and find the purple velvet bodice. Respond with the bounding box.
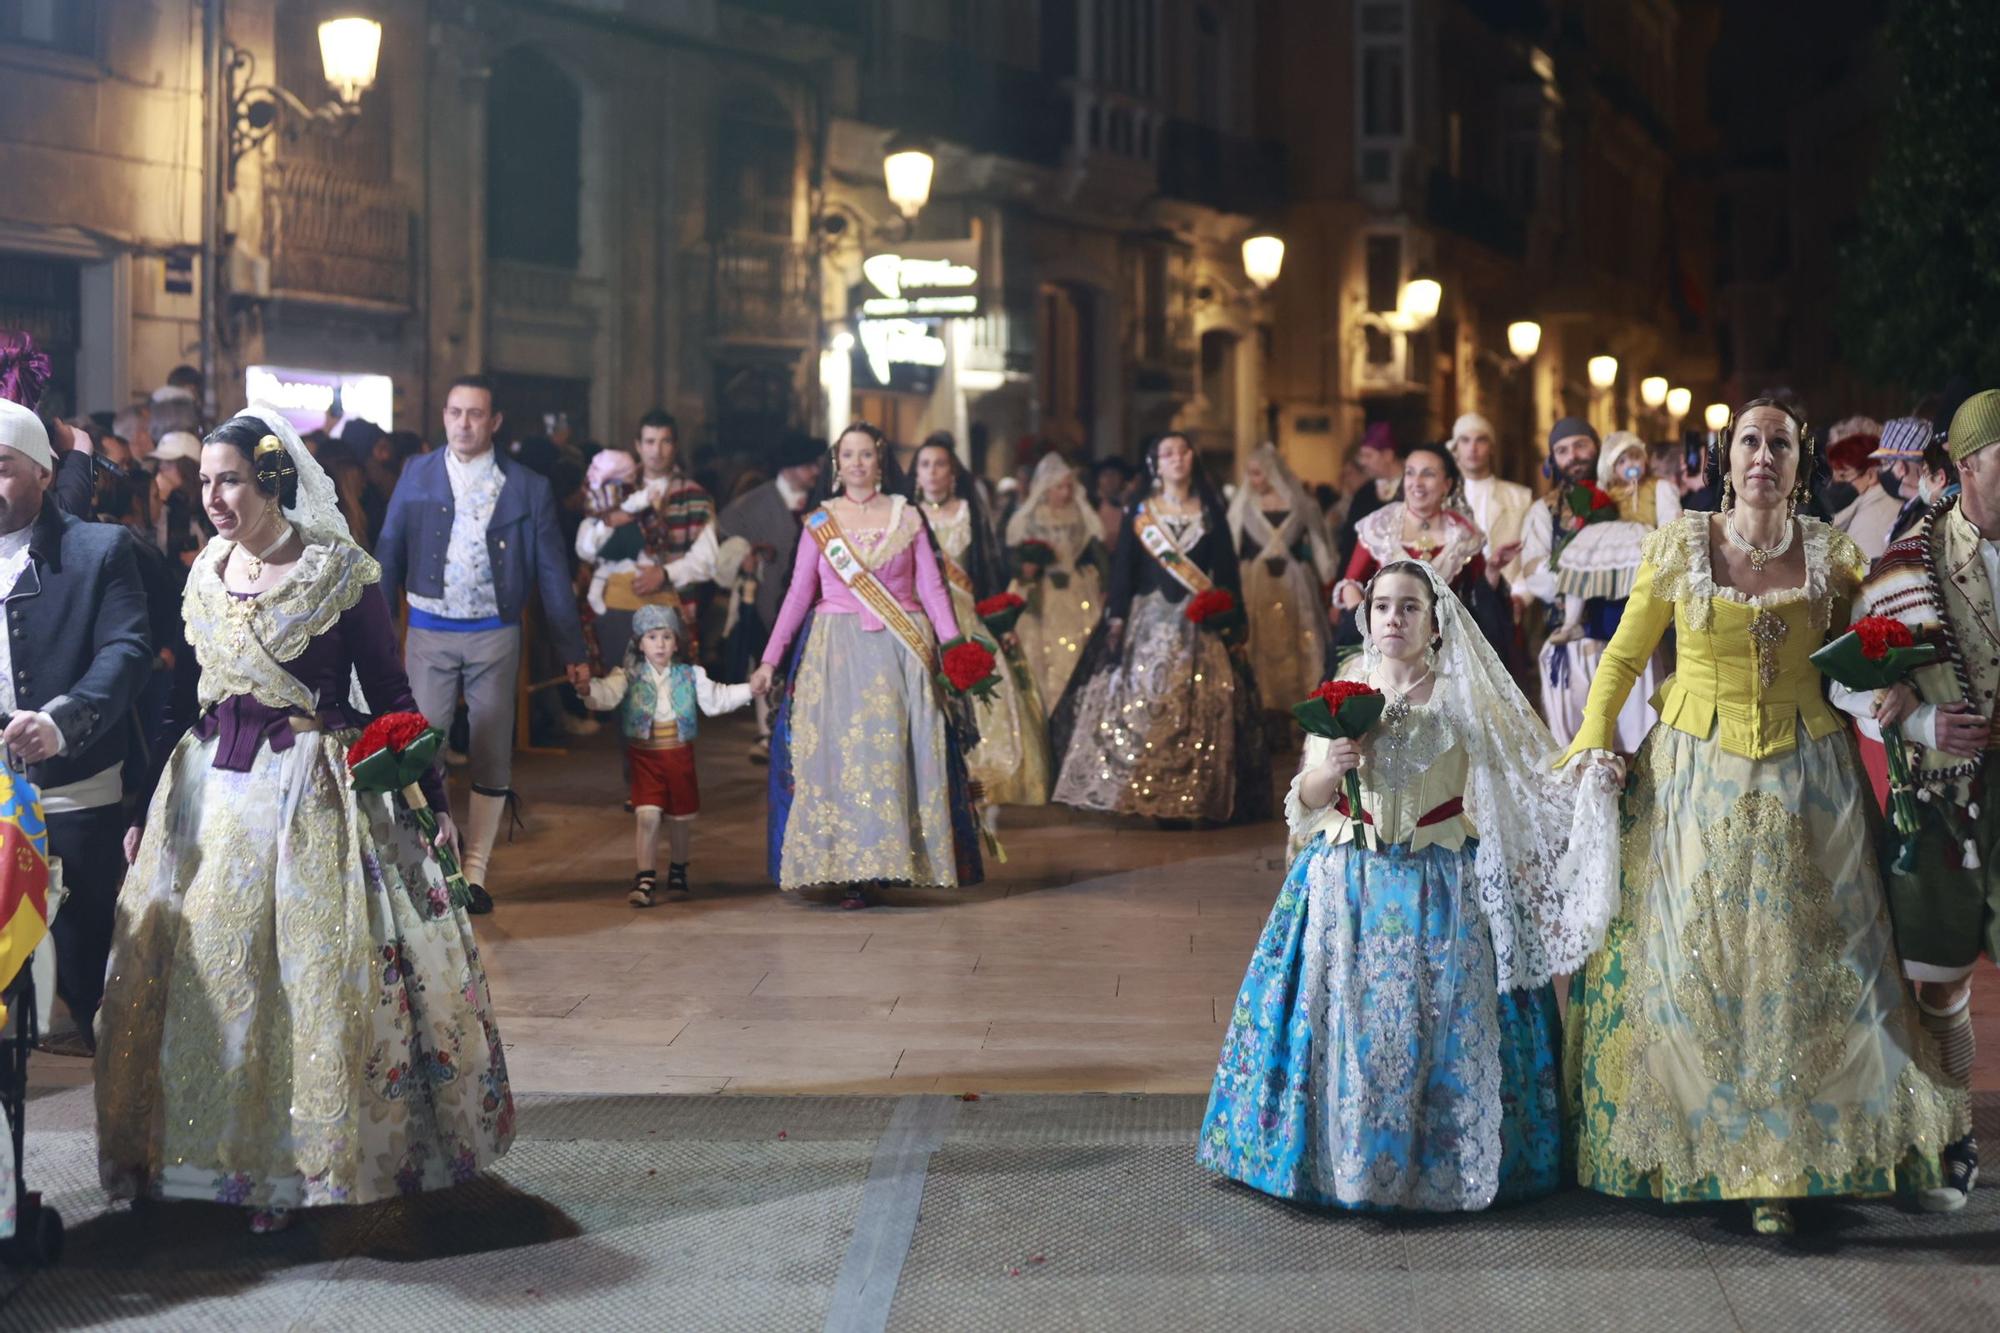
[197,585,448,812]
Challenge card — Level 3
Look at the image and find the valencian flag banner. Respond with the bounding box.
[0,766,53,1027]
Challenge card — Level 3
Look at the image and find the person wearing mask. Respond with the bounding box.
[1449,412,1531,584]
[1826,417,1899,561]
[1875,416,1950,545]
[0,399,151,1053]
[375,374,592,914]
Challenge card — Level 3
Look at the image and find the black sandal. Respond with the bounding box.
[629,870,658,908]
[665,863,691,900]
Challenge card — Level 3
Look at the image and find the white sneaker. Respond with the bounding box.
[561,714,601,737]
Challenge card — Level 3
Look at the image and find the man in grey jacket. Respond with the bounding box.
[375,375,590,913]
[717,432,822,761]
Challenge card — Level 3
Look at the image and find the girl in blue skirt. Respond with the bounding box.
[1199,559,1617,1211]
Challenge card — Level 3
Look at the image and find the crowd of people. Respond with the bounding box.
[0,318,1992,1240]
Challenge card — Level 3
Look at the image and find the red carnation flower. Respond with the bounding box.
[346,711,433,766]
[1184,588,1237,624]
[941,639,998,693]
[976,592,1026,618]
[1852,615,1915,661]
[1309,679,1382,710]
[1587,483,1617,510]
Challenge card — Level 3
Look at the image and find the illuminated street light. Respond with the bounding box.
[1704,402,1731,432]
[883,134,936,220]
[1397,273,1442,325]
[1640,375,1669,409]
[1506,320,1541,361]
[1241,234,1285,290]
[1666,386,1692,419]
[1587,355,1619,390]
[317,17,382,104]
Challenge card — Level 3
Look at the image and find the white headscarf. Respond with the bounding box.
[1227,441,1335,577]
[1007,453,1102,552]
[0,399,52,473]
[1358,558,1619,988]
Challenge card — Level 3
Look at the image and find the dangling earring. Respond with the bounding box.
[1721,474,1735,511]
[1362,636,1381,672]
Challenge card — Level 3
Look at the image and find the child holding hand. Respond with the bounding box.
[584,603,751,906]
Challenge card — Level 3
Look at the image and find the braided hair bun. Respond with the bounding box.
[204,415,301,508]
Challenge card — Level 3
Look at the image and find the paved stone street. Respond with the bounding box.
[9,714,1999,1328]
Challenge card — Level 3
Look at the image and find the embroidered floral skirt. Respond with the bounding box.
[947,582,1052,807]
[1566,724,1970,1202]
[95,730,515,1210]
[1199,837,1561,1211]
[1053,591,1254,821]
[772,612,963,890]
[1016,566,1103,706]
[1242,557,1330,715]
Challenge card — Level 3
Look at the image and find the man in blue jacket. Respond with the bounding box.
[376,375,590,913]
[0,399,151,1049]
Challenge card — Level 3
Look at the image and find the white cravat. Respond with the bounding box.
[775,475,808,512]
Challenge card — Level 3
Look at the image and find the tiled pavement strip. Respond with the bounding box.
[6,716,1998,1328]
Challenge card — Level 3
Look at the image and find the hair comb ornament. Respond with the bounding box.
[254,432,300,504]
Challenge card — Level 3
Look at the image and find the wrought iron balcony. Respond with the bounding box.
[263,161,413,309]
[708,233,814,346]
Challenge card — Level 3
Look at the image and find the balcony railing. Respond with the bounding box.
[709,233,814,345]
[264,161,413,309]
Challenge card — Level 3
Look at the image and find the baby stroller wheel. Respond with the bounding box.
[2,1195,63,1267]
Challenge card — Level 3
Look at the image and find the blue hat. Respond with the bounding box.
[1870,417,1932,461]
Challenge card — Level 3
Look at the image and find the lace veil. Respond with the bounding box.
[1361,559,1621,987]
[1007,452,1103,551]
[1227,441,1334,570]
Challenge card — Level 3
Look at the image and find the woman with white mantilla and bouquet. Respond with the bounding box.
[1006,453,1108,705]
[95,410,513,1235]
[1201,559,1616,1211]
[1228,442,1339,725]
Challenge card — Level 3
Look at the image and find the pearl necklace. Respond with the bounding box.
[1723,508,1794,570]
[239,521,295,580]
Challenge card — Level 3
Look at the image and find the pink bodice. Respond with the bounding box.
[760,502,961,666]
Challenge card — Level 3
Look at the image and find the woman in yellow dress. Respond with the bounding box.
[1560,398,1969,1235]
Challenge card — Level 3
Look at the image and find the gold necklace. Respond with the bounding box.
[240,520,294,580]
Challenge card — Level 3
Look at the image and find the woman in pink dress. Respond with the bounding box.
[749,424,984,908]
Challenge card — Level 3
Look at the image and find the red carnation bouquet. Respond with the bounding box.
[1564,482,1621,524]
[1812,615,1939,869]
[1291,680,1388,850]
[347,712,472,910]
[977,591,1027,636]
[937,636,1000,700]
[1184,587,1248,642]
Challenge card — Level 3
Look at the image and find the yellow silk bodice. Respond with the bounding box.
[1558,513,1866,763]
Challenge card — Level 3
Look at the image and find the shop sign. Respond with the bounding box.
[246,365,394,434]
[853,318,946,393]
[858,240,982,318]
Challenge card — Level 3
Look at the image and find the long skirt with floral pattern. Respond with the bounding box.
[1565,724,1968,1202]
[1199,836,1561,1211]
[94,728,515,1210]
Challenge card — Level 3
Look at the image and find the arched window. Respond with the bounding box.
[486,47,582,268]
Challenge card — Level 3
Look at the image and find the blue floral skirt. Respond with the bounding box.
[1199,837,1561,1211]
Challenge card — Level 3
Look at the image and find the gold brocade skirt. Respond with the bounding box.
[947,582,1051,806]
[1241,555,1330,713]
[779,613,959,890]
[1016,566,1103,706]
[95,730,515,1210]
[1566,723,1969,1201]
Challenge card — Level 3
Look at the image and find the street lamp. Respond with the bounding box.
[883,134,936,221]
[1704,402,1731,433]
[1666,386,1692,419]
[1587,355,1619,390]
[1241,234,1285,290]
[225,15,383,188]
[1397,271,1442,326]
[1640,375,1668,409]
[1506,320,1541,361]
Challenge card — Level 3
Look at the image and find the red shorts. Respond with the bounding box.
[630,744,700,817]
